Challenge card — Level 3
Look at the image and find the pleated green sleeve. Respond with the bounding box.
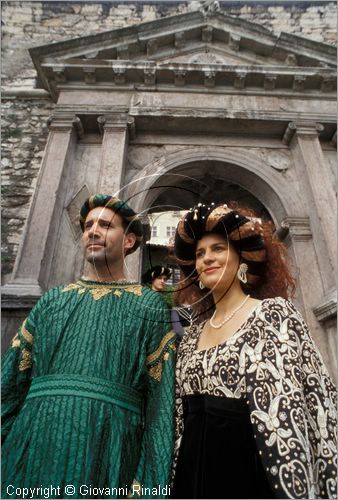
[129,292,176,499]
[1,308,37,443]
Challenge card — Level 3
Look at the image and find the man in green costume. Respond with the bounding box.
[2,195,176,499]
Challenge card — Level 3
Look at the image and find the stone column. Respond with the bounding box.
[2,113,79,302]
[285,121,336,293]
[283,217,335,379]
[125,248,142,282]
[97,113,133,196]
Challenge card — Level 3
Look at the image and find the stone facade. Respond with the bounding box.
[2,1,336,282]
[1,1,337,379]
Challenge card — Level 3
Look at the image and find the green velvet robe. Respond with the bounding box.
[2,280,176,499]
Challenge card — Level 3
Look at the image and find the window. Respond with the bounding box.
[167,226,176,237]
[152,226,158,238]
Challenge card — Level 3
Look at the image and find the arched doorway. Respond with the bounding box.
[122,147,335,378]
[123,146,297,291]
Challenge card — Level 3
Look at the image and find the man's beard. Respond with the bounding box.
[85,248,107,265]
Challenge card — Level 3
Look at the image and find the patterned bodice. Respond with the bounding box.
[174,297,338,499]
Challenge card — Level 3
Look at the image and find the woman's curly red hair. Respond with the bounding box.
[234,204,296,300]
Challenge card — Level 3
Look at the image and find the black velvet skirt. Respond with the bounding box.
[172,394,274,499]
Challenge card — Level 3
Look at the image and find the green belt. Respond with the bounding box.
[26,374,143,414]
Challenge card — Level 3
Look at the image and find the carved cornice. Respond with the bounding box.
[42,61,336,98]
[29,10,336,101]
[282,217,312,241]
[313,290,337,322]
[1,87,50,99]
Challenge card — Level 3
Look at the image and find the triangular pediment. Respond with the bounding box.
[29,9,336,100]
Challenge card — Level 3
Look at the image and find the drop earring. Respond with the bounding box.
[199,280,205,290]
[237,263,248,284]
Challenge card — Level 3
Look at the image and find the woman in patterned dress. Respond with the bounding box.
[172,202,337,499]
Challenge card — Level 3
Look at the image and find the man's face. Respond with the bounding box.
[152,275,168,292]
[82,207,135,266]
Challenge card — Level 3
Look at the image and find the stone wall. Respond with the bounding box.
[1,1,337,282]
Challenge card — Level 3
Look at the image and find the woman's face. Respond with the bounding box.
[152,275,168,292]
[195,233,240,292]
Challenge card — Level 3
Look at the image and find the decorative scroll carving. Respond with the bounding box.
[174,70,186,86]
[285,54,298,66]
[264,74,277,90]
[293,75,306,91]
[234,72,246,89]
[113,66,126,84]
[229,34,240,51]
[204,70,215,87]
[282,121,324,145]
[321,76,336,92]
[144,67,156,85]
[52,67,66,83]
[47,113,82,134]
[83,67,96,84]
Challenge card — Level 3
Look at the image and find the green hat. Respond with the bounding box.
[79,194,145,254]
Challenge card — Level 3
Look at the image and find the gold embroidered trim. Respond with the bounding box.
[147,332,176,381]
[19,349,32,371]
[11,333,21,348]
[90,287,113,301]
[149,363,163,382]
[127,479,141,498]
[124,285,143,296]
[146,330,176,365]
[62,281,143,300]
[21,319,33,344]
[63,283,81,292]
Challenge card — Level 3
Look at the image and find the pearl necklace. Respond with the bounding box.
[209,295,251,329]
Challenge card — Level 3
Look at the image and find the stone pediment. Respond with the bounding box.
[29,9,336,100]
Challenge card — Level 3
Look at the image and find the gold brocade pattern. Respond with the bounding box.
[146,331,176,364]
[148,339,176,382]
[62,281,143,301]
[11,333,20,348]
[11,319,34,349]
[21,319,33,344]
[19,349,32,371]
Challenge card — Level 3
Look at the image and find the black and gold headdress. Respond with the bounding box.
[142,266,172,285]
[174,203,266,287]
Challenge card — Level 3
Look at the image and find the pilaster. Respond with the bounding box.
[282,216,335,378]
[286,121,336,293]
[2,113,80,303]
[97,113,131,196]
